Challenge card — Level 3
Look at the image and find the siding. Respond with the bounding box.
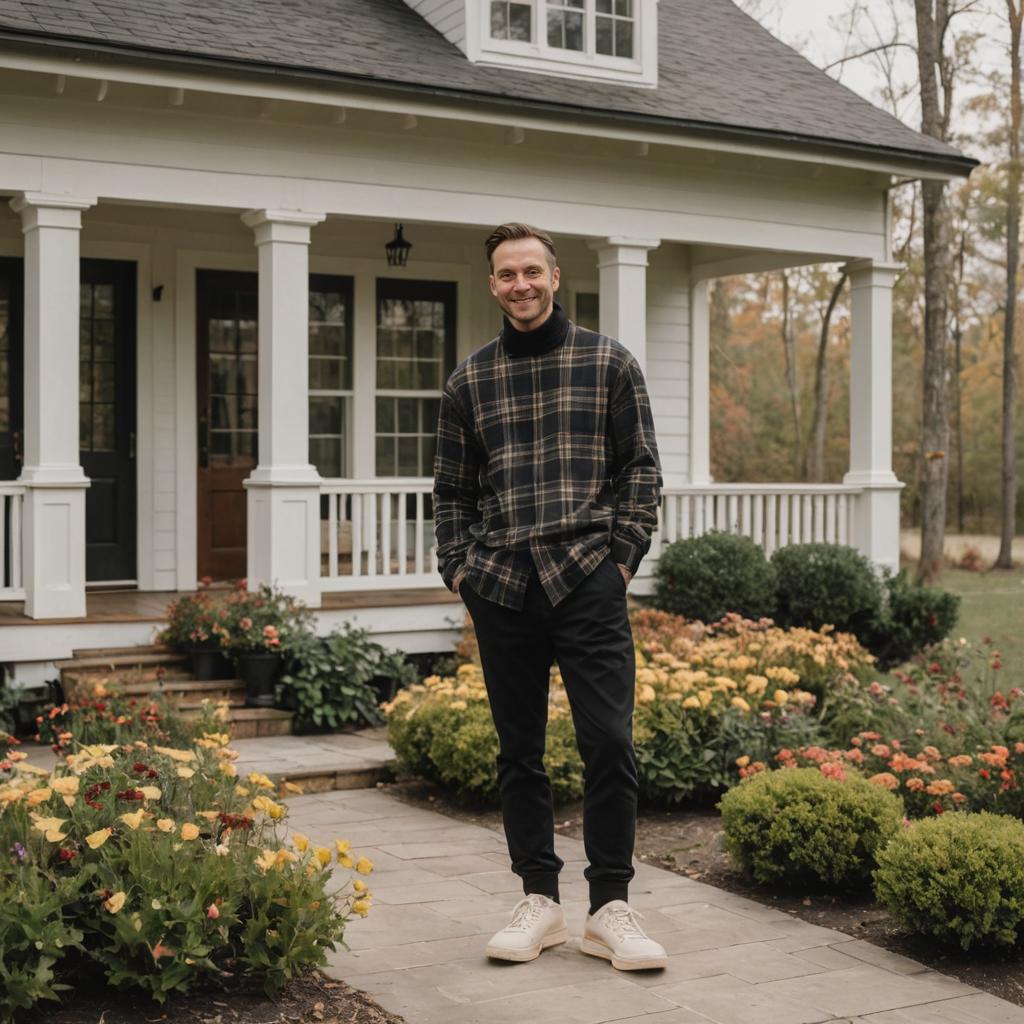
[402,0,466,51]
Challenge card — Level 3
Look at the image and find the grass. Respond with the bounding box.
[903,562,1024,688]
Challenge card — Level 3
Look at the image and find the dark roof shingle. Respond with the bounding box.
[0,0,973,171]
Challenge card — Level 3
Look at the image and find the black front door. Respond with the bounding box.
[80,259,137,583]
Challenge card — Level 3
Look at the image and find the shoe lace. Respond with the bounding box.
[602,905,648,942]
[506,896,548,933]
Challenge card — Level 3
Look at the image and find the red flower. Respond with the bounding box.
[932,802,945,815]
[979,769,991,779]
[58,848,77,862]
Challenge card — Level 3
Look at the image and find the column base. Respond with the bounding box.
[21,482,88,619]
[844,478,904,575]
[245,477,322,608]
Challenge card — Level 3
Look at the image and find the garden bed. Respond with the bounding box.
[381,776,1024,1009]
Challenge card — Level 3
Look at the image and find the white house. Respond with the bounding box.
[0,0,975,675]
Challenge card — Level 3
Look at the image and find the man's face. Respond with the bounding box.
[489,237,560,331]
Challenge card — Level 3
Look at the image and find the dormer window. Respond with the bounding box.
[547,0,585,52]
[595,0,634,57]
[490,1,532,42]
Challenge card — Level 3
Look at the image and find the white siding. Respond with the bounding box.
[402,0,467,51]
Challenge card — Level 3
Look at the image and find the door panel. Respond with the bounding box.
[0,257,22,484]
[196,269,258,580]
[80,259,137,583]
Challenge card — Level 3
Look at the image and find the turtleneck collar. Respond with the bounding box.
[501,302,569,358]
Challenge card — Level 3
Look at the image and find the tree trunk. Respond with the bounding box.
[914,0,953,584]
[779,271,803,477]
[996,0,1022,569]
[806,271,847,482]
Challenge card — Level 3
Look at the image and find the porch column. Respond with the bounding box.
[688,277,712,485]
[842,259,903,573]
[241,209,326,607]
[589,237,660,371]
[10,192,95,618]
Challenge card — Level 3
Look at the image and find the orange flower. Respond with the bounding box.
[868,773,899,790]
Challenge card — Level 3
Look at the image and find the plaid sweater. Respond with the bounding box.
[432,307,662,610]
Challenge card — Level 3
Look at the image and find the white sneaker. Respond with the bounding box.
[581,900,668,970]
[485,894,568,962]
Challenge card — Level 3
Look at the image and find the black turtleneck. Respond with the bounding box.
[501,302,569,358]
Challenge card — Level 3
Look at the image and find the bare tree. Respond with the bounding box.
[996,0,1022,568]
[779,271,804,477]
[914,0,956,583]
[806,271,848,482]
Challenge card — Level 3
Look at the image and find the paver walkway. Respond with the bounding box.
[280,787,1024,1024]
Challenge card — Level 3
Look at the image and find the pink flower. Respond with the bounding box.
[207,903,220,920]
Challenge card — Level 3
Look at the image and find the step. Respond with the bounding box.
[63,675,243,702]
[56,652,192,673]
[180,706,294,739]
[69,643,176,660]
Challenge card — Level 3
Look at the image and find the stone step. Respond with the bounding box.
[56,652,191,673]
[63,674,244,702]
[69,643,176,660]
[181,706,293,739]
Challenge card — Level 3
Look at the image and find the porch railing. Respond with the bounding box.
[318,479,862,591]
[319,478,438,592]
[0,482,25,600]
[654,484,861,560]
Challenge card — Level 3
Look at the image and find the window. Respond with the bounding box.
[575,291,600,332]
[375,280,456,477]
[79,282,116,452]
[596,0,633,57]
[547,0,584,51]
[491,0,532,41]
[308,275,354,478]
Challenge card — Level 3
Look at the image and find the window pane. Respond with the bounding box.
[596,15,613,54]
[311,437,342,478]
[510,2,532,40]
[376,436,395,476]
[93,319,115,360]
[597,0,613,10]
[93,284,114,317]
[575,292,600,332]
[397,436,419,476]
[417,361,441,390]
[490,0,508,37]
[95,361,115,403]
[238,319,257,352]
[92,404,115,451]
[615,18,633,57]
[377,397,395,433]
[80,362,91,403]
[616,0,633,15]
[423,398,441,431]
[79,404,91,449]
[397,397,418,434]
[309,323,347,357]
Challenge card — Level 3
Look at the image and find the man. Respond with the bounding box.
[433,223,666,971]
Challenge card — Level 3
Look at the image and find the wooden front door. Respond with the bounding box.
[196,269,258,580]
[80,259,137,583]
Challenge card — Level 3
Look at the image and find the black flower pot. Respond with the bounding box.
[186,640,234,681]
[237,651,282,708]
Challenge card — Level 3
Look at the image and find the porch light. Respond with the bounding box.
[385,224,412,267]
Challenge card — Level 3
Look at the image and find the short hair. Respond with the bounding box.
[485,223,557,271]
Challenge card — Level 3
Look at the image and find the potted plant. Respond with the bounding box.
[161,584,233,681]
[224,583,314,708]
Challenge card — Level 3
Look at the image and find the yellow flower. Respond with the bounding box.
[339,854,353,869]
[314,846,333,868]
[335,838,351,855]
[197,810,219,821]
[255,849,277,873]
[682,696,701,709]
[352,899,371,917]
[156,818,175,833]
[355,856,374,875]
[352,879,367,893]
[51,776,79,797]
[292,833,310,853]
[735,755,751,768]
[637,684,656,704]
[275,848,298,866]
[26,787,54,807]
[247,772,275,790]
[103,891,127,914]
[119,809,146,830]
[154,745,196,763]
[773,690,789,706]
[280,780,303,795]
[220,762,238,778]
[730,697,751,713]
[176,767,195,780]
[180,823,200,841]
[139,786,161,801]
[86,827,113,849]
[235,785,250,797]
[30,813,66,835]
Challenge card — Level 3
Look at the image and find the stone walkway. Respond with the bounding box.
[279,787,1024,1024]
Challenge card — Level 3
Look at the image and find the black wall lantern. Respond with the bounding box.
[385,223,412,267]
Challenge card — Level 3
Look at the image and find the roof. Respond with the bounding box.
[0,0,976,175]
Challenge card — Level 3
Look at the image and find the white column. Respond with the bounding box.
[842,259,904,573]
[241,209,326,607]
[688,277,712,485]
[589,237,659,371]
[10,192,95,618]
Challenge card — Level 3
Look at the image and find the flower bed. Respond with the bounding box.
[0,707,372,1020]
[384,608,874,805]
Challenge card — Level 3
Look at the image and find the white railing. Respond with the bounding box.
[319,478,439,592]
[0,482,25,601]
[317,479,862,592]
[655,484,860,559]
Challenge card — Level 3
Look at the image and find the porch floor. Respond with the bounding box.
[0,586,461,627]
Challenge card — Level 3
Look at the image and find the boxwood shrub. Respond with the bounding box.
[652,532,776,623]
[874,812,1024,951]
[718,767,904,889]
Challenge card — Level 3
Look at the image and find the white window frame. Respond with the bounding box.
[474,0,657,88]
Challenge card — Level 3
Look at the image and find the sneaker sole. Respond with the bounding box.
[580,936,667,971]
[486,926,568,962]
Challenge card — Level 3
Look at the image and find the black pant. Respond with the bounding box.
[461,555,638,911]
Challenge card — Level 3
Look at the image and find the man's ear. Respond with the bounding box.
[551,265,561,293]
[488,274,498,297]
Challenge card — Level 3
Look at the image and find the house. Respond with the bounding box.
[0,0,975,679]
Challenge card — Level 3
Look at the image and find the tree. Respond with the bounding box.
[806,271,849,482]
[996,0,1022,568]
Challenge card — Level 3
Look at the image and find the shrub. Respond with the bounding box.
[281,624,416,733]
[719,766,904,889]
[771,543,882,636]
[159,584,227,649]
[861,570,960,670]
[874,812,1024,951]
[652,532,777,623]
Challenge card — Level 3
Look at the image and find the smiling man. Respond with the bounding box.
[432,223,666,971]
